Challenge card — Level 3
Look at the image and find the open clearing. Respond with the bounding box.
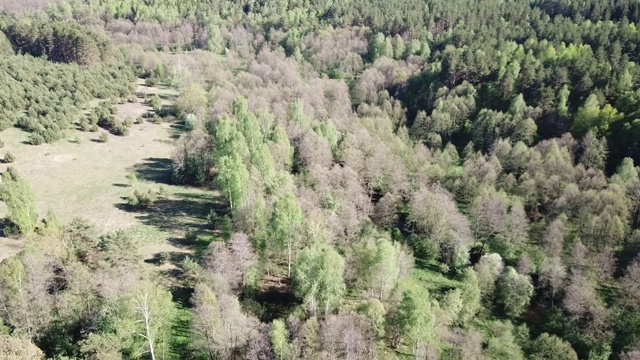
[0,82,216,264]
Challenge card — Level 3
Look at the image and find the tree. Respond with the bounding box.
[485,321,525,360]
[292,242,346,315]
[176,82,207,116]
[408,185,472,268]
[271,194,304,277]
[190,284,223,359]
[217,155,251,214]
[0,167,38,234]
[191,283,258,359]
[498,267,533,317]
[269,319,290,360]
[571,95,620,138]
[529,333,578,360]
[123,281,176,360]
[0,334,44,359]
[579,131,608,170]
[353,237,412,301]
[539,256,567,305]
[0,254,53,340]
[320,313,376,359]
[203,233,257,292]
[541,216,568,258]
[458,268,482,325]
[386,282,435,356]
[475,253,504,299]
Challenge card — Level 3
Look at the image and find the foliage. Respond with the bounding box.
[0,167,38,235]
[292,242,346,315]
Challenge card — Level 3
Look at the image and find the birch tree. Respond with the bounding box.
[271,194,304,277]
[125,281,176,360]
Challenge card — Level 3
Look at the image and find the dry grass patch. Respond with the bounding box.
[0,81,206,262]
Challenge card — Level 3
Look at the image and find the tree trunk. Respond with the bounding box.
[287,238,292,278]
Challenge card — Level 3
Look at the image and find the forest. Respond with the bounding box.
[0,0,640,359]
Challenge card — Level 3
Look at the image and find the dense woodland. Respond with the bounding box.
[1,0,640,359]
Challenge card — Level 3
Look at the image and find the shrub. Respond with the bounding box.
[28,134,45,145]
[147,94,162,112]
[127,188,159,209]
[98,132,109,142]
[159,252,171,263]
[207,209,219,229]
[79,118,92,131]
[185,230,198,243]
[184,113,199,130]
[152,114,162,124]
[124,116,134,128]
[145,77,157,87]
[0,139,5,148]
[135,116,144,124]
[112,122,129,136]
[126,173,138,185]
[3,152,15,163]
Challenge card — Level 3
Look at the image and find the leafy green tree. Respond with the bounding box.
[393,34,405,60]
[354,237,412,301]
[557,85,570,118]
[529,333,578,360]
[292,242,346,315]
[269,319,290,360]
[485,321,525,360]
[217,155,251,214]
[458,268,482,325]
[176,82,207,116]
[611,157,638,187]
[386,282,435,356]
[0,167,38,234]
[356,299,387,338]
[498,267,534,317]
[120,281,176,360]
[572,94,621,138]
[271,194,304,277]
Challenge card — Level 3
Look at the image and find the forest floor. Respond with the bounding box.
[0,81,218,271]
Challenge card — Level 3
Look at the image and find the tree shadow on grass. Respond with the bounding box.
[115,191,226,242]
[129,157,173,184]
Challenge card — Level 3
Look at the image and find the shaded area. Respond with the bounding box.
[129,157,173,184]
[117,191,217,235]
[250,275,300,322]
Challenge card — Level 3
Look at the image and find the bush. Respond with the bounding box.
[112,122,129,136]
[79,118,92,131]
[135,116,144,124]
[124,116,134,128]
[98,132,109,142]
[184,113,199,130]
[159,252,171,263]
[147,94,162,112]
[127,188,159,209]
[152,114,162,124]
[207,209,219,229]
[145,77,157,87]
[28,134,45,145]
[0,139,5,148]
[3,152,15,163]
